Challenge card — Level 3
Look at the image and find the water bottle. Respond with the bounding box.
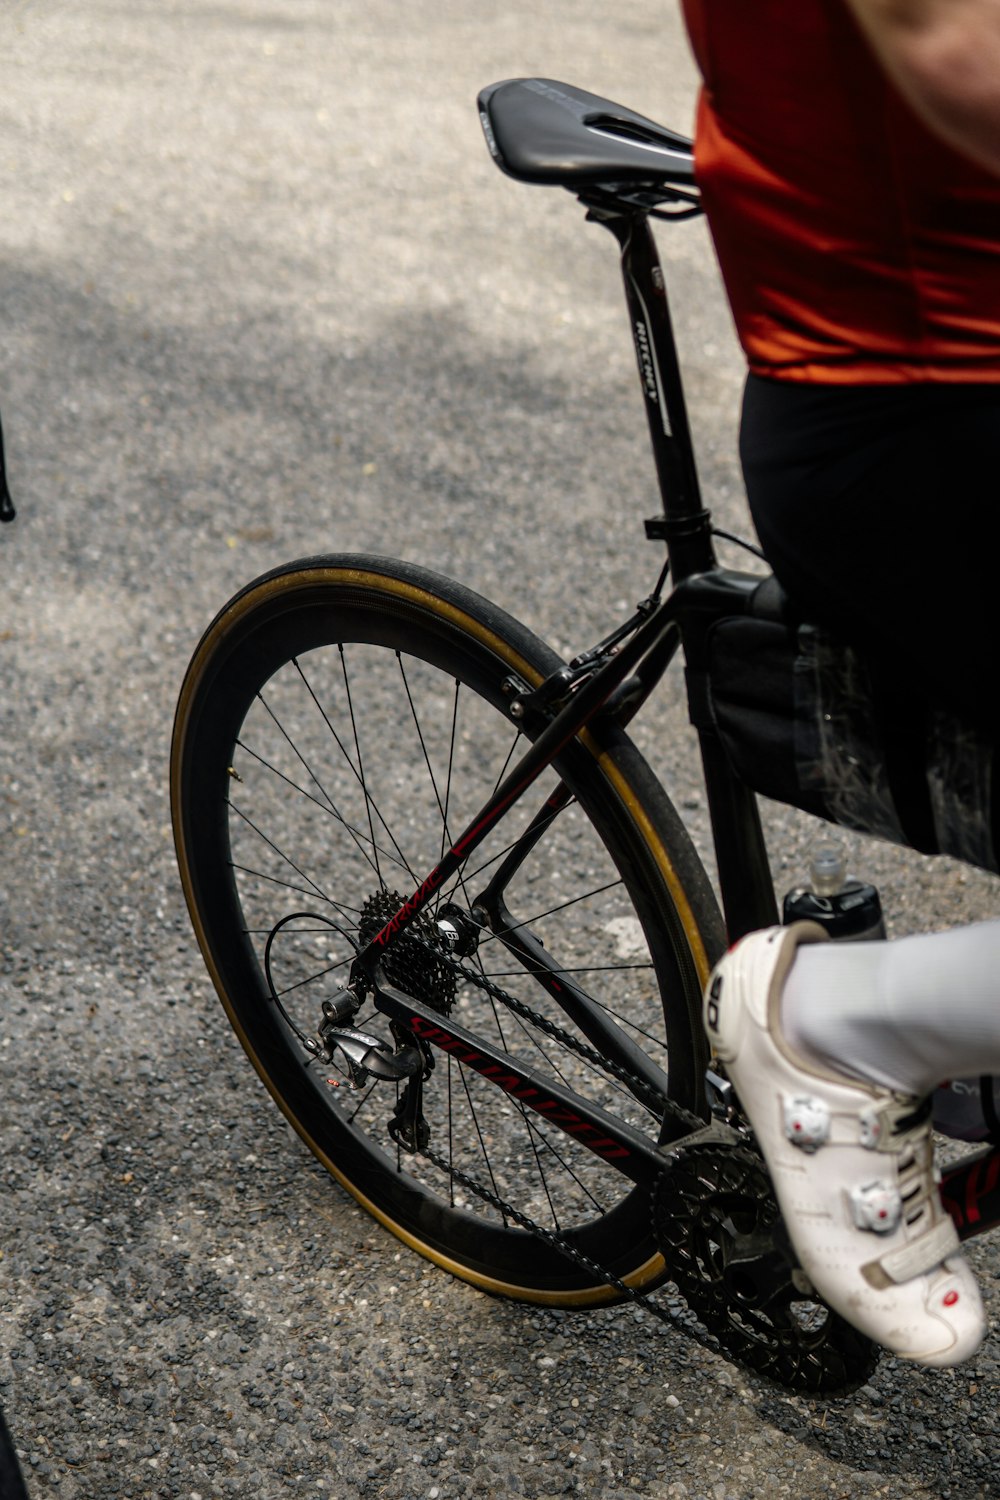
[782,838,886,942]
[784,838,1000,1142]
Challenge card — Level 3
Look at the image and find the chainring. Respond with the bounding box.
[652,1141,878,1394]
[357,889,457,1014]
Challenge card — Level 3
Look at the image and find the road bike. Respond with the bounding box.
[170,78,1000,1396]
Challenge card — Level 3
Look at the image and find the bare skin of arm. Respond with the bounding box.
[844,0,1000,174]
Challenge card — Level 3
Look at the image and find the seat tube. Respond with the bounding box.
[699,730,780,939]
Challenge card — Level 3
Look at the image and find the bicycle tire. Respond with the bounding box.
[171,554,725,1303]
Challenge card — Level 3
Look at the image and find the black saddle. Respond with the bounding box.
[478,78,695,190]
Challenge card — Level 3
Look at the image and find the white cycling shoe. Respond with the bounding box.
[705,923,986,1367]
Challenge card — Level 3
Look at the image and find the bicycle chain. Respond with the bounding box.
[408,931,705,1133]
[423,1133,876,1393]
[421,1140,711,1344]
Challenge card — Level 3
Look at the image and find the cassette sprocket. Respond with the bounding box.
[357,888,457,1014]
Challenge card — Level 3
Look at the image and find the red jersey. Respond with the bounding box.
[681,0,1000,382]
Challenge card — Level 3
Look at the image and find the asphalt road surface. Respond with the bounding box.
[2,4,999,1498]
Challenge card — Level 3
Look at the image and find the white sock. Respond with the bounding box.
[781,920,1000,1096]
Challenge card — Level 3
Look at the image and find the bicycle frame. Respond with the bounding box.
[353,182,1000,1244]
[942,1146,1000,1242]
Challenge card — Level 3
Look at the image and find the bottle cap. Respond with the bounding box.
[809,839,846,896]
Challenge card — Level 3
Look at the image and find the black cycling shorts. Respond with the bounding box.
[739,373,1000,729]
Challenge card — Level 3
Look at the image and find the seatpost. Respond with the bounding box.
[588,205,715,582]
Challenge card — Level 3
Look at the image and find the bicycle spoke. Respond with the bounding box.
[442,680,459,862]
[457,793,572,892]
[230,860,341,910]
[476,877,625,945]
[524,1113,607,1220]
[455,1065,508,1226]
[476,995,625,1221]
[397,655,457,855]
[270,951,355,1001]
[230,808,360,932]
[294,656,420,887]
[337,646,383,888]
[254,689,382,870]
[236,737,413,888]
[479,962,653,978]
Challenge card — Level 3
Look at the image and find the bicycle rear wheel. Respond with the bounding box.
[171,555,724,1303]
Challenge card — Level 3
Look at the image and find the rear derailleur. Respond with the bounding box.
[307,988,434,1154]
[304,986,424,1089]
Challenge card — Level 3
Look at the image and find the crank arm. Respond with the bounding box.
[940,1141,1000,1241]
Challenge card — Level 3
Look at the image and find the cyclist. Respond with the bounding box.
[680,0,1000,1365]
